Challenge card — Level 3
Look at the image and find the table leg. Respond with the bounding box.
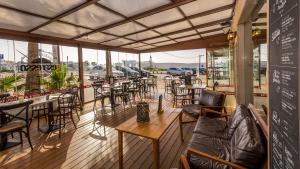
[39,102,59,133]
[118,131,123,169]
[110,88,115,108]
[191,89,195,104]
[179,112,184,142]
[153,139,159,169]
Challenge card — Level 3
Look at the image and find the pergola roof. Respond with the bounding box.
[0,0,245,53]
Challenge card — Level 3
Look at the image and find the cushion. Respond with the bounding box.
[182,104,202,118]
[0,120,26,133]
[193,117,229,140]
[230,117,266,169]
[188,133,230,169]
[228,104,250,137]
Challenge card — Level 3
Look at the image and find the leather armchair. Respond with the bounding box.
[181,90,226,124]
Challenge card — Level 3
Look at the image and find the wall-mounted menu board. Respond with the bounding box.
[269,0,300,168]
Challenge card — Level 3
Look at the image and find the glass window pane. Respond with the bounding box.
[83,48,106,103]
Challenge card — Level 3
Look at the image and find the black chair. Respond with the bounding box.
[92,82,110,111]
[66,87,82,119]
[53,93,77,137]
[129,78,142,102]
[115,82,131,109]
[0,100,34,150]
[25,89,48,130]
[147,76,158,94]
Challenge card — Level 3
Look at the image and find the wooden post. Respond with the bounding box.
[234,21,254,104]
[138,53,141,76]
[78,45,84,103]
[106,50,112,78]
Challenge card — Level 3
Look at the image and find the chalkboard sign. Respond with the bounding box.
[269,0,300,168]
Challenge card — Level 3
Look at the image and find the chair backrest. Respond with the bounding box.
[0,100,33,126]
[58,93,75,111]
[198,90,225,108]
[227,104,251,137]
[122,82,130,93]
[229,104,268,169]
[92,82,105,98]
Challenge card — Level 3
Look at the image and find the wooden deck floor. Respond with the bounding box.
[0,92,195,169]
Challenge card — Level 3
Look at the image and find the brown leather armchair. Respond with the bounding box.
[181,90,226,124]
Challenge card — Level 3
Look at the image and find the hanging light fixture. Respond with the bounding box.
[227,31,236,41]
[252,28,262,38]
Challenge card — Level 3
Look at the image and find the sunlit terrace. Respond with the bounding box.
[0,0,283,169]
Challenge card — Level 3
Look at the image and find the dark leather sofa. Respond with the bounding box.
[181,104,268,169]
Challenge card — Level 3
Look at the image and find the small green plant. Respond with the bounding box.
[48,64,68,90]
[0,75,24,92]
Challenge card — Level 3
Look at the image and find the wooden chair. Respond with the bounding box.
[181,90,227,123]
[0,100,34,150]
[146,76,158,93]
[171,80,189,107]
[164,76,172,96]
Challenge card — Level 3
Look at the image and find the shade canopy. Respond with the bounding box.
[0,0,266,52]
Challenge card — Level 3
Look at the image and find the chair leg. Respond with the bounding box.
[44,109,48,123]
[93,99,98,112]
[37,111,40,130]
[19,131,23,145]
[63,113,66,128]
[59,115,62,138]
[70,112,77,129]
[26,127,33,150]
[75,107,80,120]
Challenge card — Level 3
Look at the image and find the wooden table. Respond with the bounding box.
[115,108,183,169]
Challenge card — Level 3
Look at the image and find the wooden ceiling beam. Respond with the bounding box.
[27,0,100,33]
[0,28,139,53]
[72,0,197,40]
[141,34,228,53]
[121,18,231,47]
[94,3,173,44]
[97,3,234,43]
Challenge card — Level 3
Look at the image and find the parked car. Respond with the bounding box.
[199,68,207,75]
[89,65,124,79]
[130,67,151,76]
[116,66,139,77]
[182,68,196,75]
[167,67,192,75]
